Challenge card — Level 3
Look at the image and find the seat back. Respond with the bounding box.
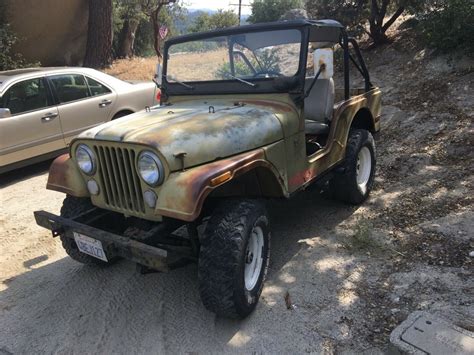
[304,78,335,122]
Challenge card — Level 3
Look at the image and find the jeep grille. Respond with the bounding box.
[93,144,145,214]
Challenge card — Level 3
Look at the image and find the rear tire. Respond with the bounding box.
[198,199,270,318]
[59,196,118,266]
[330,129,376,204]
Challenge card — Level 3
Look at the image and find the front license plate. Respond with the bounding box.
[73,232,108,262]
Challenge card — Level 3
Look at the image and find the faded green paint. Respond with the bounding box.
[44,21,382,223]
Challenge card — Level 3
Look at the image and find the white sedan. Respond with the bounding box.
[0,67,159,173]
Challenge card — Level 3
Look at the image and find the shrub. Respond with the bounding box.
[0,24,39,71]
[420,0,474,55]
[215,61,255,79]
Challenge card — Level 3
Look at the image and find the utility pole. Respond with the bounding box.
[229,0,251,25]
[238,0,242,25]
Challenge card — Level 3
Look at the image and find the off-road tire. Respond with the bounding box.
[59,195,118,266]
[198,199,270,318]
[330,129,376,204]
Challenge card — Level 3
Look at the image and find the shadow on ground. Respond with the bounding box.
[0,189,367,354]
[0,159,53,188]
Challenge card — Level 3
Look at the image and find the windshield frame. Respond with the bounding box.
[162,22,310,97]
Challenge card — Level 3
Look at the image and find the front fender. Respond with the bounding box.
[46,154,89,197]
[155,149,282,222]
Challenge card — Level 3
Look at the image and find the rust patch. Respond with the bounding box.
[47,154,89,197]
[156,149,282,221]
[240,99,295,113]
[288,167,317,188]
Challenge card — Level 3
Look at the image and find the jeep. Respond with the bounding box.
[35,19,381,318]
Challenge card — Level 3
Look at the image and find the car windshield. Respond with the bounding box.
[166,29,302,83]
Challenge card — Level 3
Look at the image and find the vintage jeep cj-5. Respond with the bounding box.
[35,19,381,318]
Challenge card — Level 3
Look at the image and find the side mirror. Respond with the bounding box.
[313,48,334,79]
[0,108,11,118]
[153,63,163,87]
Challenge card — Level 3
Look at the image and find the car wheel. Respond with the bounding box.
[330,129,376,204]
[112,110,133,120]
[198,199,270,318]
[59,196,118,266]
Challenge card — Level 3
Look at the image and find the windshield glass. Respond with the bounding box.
[167,29,302,83]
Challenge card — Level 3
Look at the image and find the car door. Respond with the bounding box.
[0,77,63,168]
[48,73,116,145]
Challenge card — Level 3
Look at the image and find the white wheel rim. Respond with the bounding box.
[356,146,372,191]
[244,225,264,291]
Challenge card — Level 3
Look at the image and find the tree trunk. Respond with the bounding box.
[117,19,139,59]
[83,0,113,68]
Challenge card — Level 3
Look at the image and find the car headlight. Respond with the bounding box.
[137,151,164,186]
[75,144,95,175]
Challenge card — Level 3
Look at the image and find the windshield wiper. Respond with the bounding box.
[164,75,194,89]
[223,72,256,87]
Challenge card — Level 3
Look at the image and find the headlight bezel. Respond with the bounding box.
[137,150,165,187]
[75,144,96,175]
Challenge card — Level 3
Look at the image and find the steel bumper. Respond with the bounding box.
[34,210,169,271]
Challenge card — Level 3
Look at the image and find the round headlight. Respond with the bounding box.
[75,144,95,175]
[137,151,164,186]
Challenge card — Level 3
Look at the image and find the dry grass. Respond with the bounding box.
[104,50,228,82]
[168,49,228,81]
[104,57,157,81]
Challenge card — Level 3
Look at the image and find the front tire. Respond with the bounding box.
[198,199,270,318]
[330,129,376,204]
[59,196,118,266]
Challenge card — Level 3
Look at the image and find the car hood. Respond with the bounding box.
[78,100,284,171]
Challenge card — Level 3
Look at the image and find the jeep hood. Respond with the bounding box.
[79,100,284,171]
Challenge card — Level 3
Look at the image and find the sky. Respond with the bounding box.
[187,0,253,15]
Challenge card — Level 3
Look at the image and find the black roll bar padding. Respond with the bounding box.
[341,29,350,100]
[348,37,372,92]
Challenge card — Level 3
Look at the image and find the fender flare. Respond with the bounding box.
[155,149,285,222]
[46,154,89,197]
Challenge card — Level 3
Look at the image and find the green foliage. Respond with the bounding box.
[420,0,474,55]
[112,0,186,57]
[0,24,39,71]
[169,40,219,54]
[305,0,367,30]
[248,0,303,23]
[215,61,255,79]
[215,48,281,79]
[255,48,282,73]
[188,9,239,33]
[305,0,426,44]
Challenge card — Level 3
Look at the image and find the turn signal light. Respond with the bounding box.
[210,171,232,187]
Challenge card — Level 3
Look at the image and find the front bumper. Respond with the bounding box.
[34,210,170,271]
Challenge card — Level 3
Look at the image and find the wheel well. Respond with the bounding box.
[208,167,284,200]
[351,108,375,132]
[112,110,134,119]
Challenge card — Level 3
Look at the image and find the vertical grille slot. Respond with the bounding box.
[93,144,145,214]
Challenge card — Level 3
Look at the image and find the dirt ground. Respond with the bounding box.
[1,23,473,353]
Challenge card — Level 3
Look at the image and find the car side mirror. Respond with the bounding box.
[0,108,11,118]
[313,48,334,79]
[153,63,163,87]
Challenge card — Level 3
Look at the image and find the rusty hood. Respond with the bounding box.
[78,100,284,171]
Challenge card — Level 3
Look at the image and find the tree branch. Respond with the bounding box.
[378,0,390,25]
[382,6,405,33]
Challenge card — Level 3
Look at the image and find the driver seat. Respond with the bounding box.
[304,78,335,135]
